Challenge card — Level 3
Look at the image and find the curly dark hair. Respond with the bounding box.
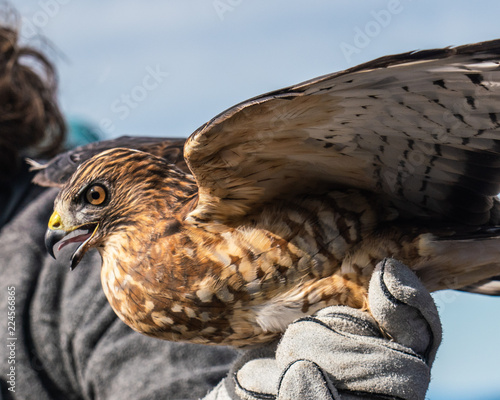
[0,22,65,177]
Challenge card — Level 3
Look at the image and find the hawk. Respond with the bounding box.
[40,40,500,347]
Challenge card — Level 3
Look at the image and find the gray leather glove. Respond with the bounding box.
[204,258,442,400]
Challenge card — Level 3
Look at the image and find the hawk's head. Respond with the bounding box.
[45,147,196,270]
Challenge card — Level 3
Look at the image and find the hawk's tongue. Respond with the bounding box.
[57,228,93,252]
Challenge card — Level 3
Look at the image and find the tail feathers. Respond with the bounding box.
[414,232,500,293]
[434,225,500,241]
[459,276,500,296]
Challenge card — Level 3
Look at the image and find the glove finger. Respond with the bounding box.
[235,358,281,399]
[368,258,442,365]
[276,307,430,400]
[277,360,340,400]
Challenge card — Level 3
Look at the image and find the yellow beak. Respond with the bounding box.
[45,211,99,270]
[48,211,63,230]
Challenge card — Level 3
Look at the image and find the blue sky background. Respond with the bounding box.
[14,1,500,398]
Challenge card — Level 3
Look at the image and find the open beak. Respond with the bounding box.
[45,211,98,270]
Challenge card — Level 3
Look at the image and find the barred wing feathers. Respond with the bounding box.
[185,39,500,225]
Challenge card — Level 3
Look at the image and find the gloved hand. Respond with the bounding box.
[204,258,442,400]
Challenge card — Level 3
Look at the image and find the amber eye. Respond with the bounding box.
[85,184,107,206]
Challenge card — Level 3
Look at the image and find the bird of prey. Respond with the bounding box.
[40,40,500,347]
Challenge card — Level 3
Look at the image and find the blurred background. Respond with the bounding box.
[14,1,500,398]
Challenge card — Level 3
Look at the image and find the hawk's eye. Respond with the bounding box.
[84,184,107,206]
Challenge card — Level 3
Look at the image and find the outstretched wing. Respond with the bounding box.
[30,136,187,187]
[185,39,500,225]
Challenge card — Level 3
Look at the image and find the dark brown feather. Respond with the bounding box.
[30,136,187,187]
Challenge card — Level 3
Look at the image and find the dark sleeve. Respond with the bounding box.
[0,187,237,400]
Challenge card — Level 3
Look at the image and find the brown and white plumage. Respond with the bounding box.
[41,40,500,346]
